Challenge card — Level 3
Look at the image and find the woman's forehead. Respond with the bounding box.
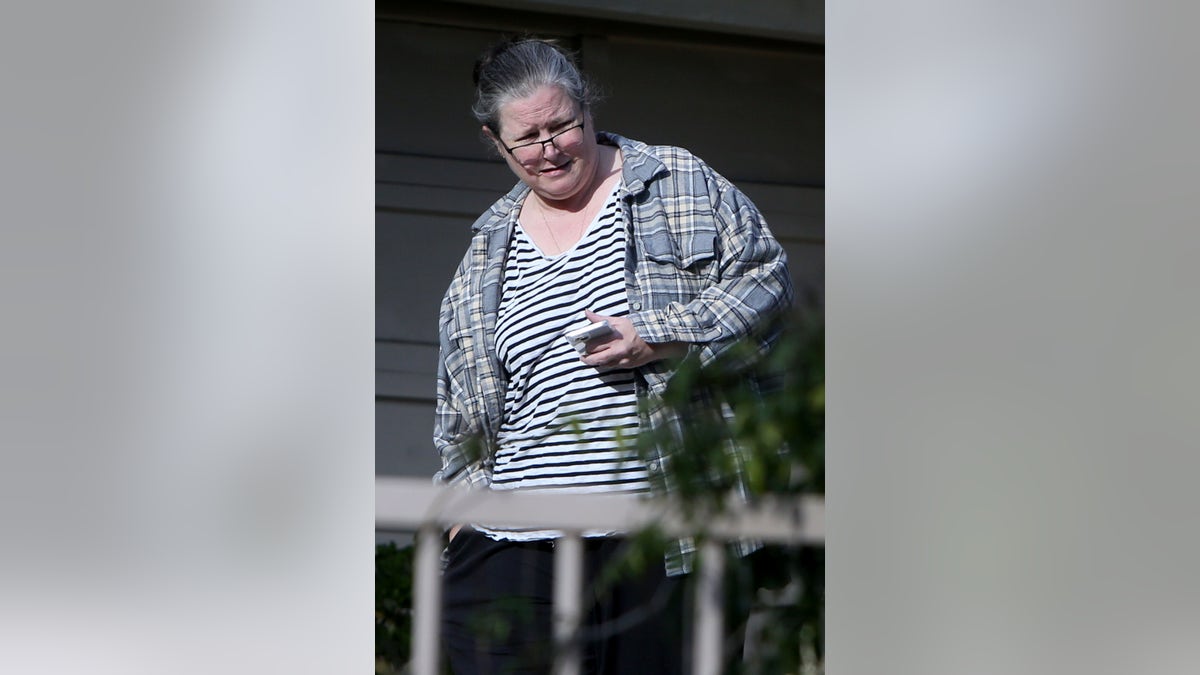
[498,86,579,131]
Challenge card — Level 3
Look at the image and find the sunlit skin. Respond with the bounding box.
[484,84,607,209]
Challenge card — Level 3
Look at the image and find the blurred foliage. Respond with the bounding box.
[637,311,824,503]
[637,311,825,674]
[375,312,824,674]
[376,541,414,675]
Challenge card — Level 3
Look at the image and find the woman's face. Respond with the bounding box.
[487,85,599,205]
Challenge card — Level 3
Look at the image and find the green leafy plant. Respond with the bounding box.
[636,311,825,674]
[637,312,824,502]
[376,541,414,675]
[375,313,824,674]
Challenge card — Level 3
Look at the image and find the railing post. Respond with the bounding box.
[692,538,726,675]
[411,524,443,675]
[553,532,584,675]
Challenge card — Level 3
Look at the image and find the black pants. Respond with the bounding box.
[442,529,688,675]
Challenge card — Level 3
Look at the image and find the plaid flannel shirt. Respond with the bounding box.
[433,132,794,575]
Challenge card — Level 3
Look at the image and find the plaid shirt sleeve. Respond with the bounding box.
[625,144,794,367]
[432,263,489,487]
[432,348,490,487]
[431,221,506,488]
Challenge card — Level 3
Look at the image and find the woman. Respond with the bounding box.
[434,37,793,674]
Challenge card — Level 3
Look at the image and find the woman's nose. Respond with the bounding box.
[540,140,564,159]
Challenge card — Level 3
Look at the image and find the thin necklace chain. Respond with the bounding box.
[536,196,589,254]
[529,151,618,254]
[533,166,604,253]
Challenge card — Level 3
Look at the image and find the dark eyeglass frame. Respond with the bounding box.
[502,121,586,159]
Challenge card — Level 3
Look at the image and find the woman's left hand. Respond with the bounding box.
[579,309,687,369]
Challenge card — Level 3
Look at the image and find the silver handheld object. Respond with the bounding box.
[564,320,613,354]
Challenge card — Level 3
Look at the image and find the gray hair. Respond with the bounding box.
[471,38,600,135]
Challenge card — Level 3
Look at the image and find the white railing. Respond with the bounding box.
[376,477,825,675]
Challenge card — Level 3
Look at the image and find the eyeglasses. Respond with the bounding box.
[502,122,586,163]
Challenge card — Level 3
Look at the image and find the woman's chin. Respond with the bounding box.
[529,174,583,201]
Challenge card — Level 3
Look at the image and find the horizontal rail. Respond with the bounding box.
[376,477,824,544]
[380,477,824,675]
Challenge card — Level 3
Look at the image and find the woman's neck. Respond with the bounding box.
[537,146,620,214]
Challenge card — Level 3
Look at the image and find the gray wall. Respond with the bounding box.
[377,2,824,478]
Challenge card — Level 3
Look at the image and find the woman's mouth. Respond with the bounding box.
[539,160,572,175]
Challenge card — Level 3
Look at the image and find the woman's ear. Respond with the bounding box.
[481,125,506,158]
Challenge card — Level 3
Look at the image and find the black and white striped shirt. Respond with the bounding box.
[484,185,649,540]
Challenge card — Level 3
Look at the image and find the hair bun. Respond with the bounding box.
[472,36,572,86]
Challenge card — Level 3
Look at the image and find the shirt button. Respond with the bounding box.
[631,301,642,310]
[647,460,660,473]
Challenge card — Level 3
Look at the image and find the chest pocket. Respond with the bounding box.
[642,223,719,273]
